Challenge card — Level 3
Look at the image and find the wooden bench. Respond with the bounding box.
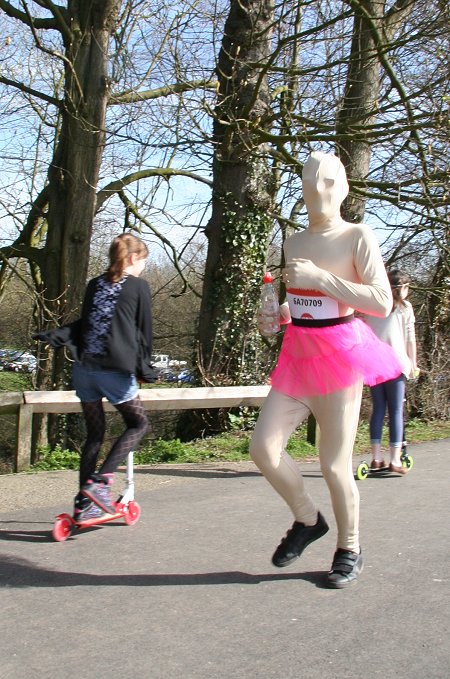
[0,386,271,472]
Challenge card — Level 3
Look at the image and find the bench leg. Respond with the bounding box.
[16,403,33,472]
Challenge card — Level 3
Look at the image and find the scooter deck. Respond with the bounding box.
[364,466,396,477]
[52,500,141,541]
[71,505,128,529]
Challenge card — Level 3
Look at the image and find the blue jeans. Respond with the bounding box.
[72,362,138,405]
[369,375,405,447]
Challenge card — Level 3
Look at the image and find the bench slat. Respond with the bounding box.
[22,386,271,413]
[0,391,24,414]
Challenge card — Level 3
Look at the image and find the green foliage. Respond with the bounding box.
[222,206,282,384]
[3,416,449,474]
[135,434,251,464]
[181,432,251,462]
[0,371,33,392]
[286,436,317,458]
[228,407,259,430]
[31,444,80,471]
[134,438,190,464]
[208,203,278,384]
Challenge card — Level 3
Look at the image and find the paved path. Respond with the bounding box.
[0,440,449,679]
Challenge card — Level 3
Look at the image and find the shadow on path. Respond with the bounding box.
[0,521,114,543]
[134,467,261,480]
[0,553,327,589]
[134,467,323,480]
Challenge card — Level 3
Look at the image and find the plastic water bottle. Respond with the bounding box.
[259,272,280,336]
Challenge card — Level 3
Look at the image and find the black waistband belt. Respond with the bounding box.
[291,313,355,328]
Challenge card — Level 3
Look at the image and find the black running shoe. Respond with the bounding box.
[272,512,329,567]
[326,548,363,588]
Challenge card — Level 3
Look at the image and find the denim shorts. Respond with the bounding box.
[72,362,138,405]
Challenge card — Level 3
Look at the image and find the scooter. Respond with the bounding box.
[52,451,141,541]
[355,439,414,481]
[355,388,416,481]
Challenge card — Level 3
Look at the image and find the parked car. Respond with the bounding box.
[151,353,187,371]
[9,354,37,373]
[177,369,195,384]
[156,368,178,383]
[0,350,23,370]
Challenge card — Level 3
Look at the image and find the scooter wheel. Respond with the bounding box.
[402,455,414,470]
[124,500,141,526]
[52,515,73,542]
[355,461,369,481]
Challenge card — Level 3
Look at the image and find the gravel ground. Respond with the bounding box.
[0,461,260,511]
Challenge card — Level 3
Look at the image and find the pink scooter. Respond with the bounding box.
[52,452,141,541]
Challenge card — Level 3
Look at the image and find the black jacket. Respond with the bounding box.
[34,275,156,382]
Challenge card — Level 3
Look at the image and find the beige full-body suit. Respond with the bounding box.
[249,152,394,553]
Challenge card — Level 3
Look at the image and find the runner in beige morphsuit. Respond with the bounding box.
[250,151,402,588]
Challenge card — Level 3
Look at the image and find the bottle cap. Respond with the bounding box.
[263,272,274,283]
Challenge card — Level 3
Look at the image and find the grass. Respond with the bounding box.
[353,418,450,455]
[23,417,450,473]
[0,370,33,391]
[132,418,449,466]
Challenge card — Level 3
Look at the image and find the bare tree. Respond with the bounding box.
[0,0,448,449]
[0,0,216,447]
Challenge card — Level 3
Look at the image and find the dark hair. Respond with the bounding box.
[106,233,149,283]
[387,269,411,309]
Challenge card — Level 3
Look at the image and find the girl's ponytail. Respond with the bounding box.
[106,233,148,283]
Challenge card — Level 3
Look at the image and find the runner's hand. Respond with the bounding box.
[283,259,324,289]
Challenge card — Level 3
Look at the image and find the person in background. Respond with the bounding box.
[362,269,418,474]
[34,233,153,522]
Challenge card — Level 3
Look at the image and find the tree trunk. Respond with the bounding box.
[179,0,276,438]
[336,0,415,222]
[35,0,121,447]
[198,0,276,380]
[336,2,384,222]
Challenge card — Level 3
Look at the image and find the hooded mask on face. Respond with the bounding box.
[302,152,349,222]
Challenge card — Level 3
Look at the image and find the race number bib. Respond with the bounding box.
[287,288,340,320]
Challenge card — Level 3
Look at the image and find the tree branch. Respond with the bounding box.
[0,241,45,266]
[0,0,59,29]
[0,75,61,108]
[110,79,217,104]
[117,192,195,296]
[384,0,416,39]
[96,168,213,210]
[0,184,49,273]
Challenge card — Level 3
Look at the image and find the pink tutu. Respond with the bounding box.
[270,318,402,398]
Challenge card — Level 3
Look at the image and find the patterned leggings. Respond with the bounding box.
[79,396,148,486]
